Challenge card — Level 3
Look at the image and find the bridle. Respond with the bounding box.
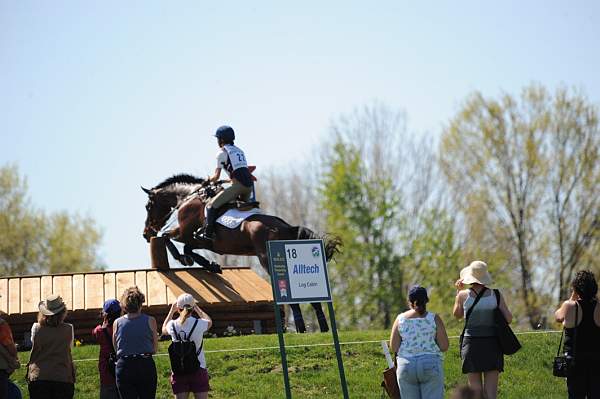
[143,181,219,238]
[144,198,173,237]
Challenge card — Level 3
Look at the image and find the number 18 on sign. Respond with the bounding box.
[267,239,348,399]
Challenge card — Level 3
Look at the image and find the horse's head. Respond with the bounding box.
[142,186,177,242]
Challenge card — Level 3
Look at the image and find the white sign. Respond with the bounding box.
[285,243,329,300]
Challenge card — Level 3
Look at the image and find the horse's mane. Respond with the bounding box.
[153,174,205,190]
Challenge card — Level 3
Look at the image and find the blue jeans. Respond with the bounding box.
[115,357,156,399]
[396,354,444,399]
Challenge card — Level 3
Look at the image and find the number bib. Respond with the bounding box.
[223,144,248,171]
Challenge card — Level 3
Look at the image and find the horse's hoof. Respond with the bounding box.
[179,255,194,266]
[207,262,222,274]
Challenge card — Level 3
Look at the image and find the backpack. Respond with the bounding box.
[168,319,203,375]
[101,327,117,377]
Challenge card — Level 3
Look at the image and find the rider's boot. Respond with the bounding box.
[197,207,217,241]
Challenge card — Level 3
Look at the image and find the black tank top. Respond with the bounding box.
[564,299,600,360]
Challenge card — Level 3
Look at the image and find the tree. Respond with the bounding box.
[43,212,103,274]
[0,165,46,275]
[546,88,600,301]
[319,102,443,329]
[440,84,600,327]
[405,209,463,325]
[0,164,103,275]
[251,165,326,330]
[320,140,403,328]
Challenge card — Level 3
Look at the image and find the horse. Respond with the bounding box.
[141,174,342,333]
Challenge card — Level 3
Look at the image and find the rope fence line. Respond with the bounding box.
[71,330,561,363]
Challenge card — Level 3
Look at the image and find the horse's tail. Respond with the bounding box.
[296,226,342,262]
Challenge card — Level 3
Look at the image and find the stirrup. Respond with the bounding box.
[193,227,214,241]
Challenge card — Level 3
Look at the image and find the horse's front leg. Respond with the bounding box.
[183,245,222,274]
[165,238,194,266]
[161,227,180,240]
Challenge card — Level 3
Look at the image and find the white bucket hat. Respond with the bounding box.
[176,293,196,309]
[460,261,492,286]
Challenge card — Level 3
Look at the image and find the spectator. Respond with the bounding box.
[453,261,512,399]
[389,285,449,399]
[555,270,600,398]
[27,294,75,399]
[162,293,212,399]
[113,287,158,399]
[93,299,122,399]
[0,302,20,399]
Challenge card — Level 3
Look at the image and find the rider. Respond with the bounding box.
[197,125,254,240]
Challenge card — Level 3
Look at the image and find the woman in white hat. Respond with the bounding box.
[452,261,513,399]
[27,294,75,399]
[161,293,212,399]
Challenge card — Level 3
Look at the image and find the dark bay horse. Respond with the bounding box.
[142,174,341,333]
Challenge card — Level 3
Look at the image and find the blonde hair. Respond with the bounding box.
[177,306,193,325]
[120,286,146,313]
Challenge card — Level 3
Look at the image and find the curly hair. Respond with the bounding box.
[120,286,146,313]
[38,308,67,327]
[571,270,598,302]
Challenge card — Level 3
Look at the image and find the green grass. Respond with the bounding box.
[11,329,566,398]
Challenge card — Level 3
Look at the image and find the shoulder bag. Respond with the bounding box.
[553,302,578,377]
[459,287,487,354]
[493,289,521,355]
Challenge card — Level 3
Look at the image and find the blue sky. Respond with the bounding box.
[1,1,599,270]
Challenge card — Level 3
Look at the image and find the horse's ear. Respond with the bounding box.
[141,186,153,195]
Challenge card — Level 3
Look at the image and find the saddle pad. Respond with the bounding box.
[216,208,262,229]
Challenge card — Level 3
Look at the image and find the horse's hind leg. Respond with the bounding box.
[310,302,329,332]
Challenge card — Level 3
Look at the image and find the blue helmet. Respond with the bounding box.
[214,125,235,142]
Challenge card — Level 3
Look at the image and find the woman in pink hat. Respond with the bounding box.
[453,261,513,399]
[162,293,212,399]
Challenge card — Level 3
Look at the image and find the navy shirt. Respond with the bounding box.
[114,314,154,357]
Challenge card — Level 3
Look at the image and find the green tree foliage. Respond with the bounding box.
[404,209,463,325]
[0,165,103,275]
[0,165,46,275]
[320,141,403,329]
[545,88,600,301]
[319,103,464,329]
[440,84,599,327]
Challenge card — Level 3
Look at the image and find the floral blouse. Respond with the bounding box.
[396,312,441,358]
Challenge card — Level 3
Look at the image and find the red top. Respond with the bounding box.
[0,321,15,347]
[92,324,116,386]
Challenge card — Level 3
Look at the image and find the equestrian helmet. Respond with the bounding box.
[214,125,235,142]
